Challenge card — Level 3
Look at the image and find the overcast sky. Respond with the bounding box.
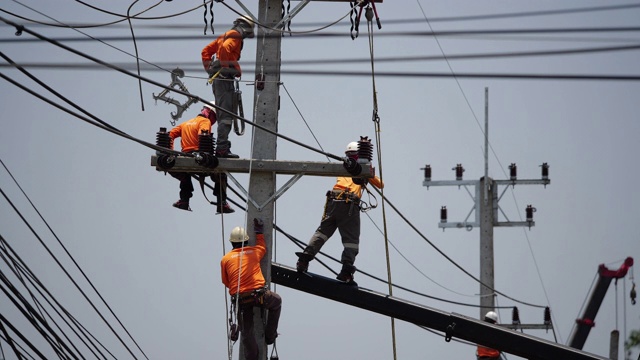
[1,1,639,359]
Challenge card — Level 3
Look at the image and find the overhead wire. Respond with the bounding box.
[3,0,210,27]
[3,2,639,29]
[4,27,640,40]
[0,187,143,359]
[0,157,148,359]
[0,244,108,360]
[0,313,47,360]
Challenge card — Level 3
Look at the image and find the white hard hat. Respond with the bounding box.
[235,15,255,38]
[202,100,215,110]
[345,141,358,153]
[485,311,498,323]
[236,15,255,29]
[229,226,249,243]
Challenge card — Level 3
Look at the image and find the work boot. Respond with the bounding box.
[216,201,235,214]
[295,252,313,273]
[172,200,191,211]
[336,264,358,286]
[216,149,240,159]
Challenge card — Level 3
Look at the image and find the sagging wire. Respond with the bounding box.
[126,0,165,111]
[219,0,358,36]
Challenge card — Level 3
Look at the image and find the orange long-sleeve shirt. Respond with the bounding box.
[220,233,266,295]
[333,174,383,199]
[201,29,243,76]
[169,115,211,153]
[477,345,500,358]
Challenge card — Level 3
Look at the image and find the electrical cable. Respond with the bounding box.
[5,27,640,41]
[0,158,148,359]
[0,188,142,359]
[3,0,208,27]
[0,277,79,359]
[5,2,640,28]
[0,249,106,360]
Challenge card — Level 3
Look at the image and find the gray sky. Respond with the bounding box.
[1,1,639,359]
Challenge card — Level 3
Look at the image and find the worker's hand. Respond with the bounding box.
[352,177,368,186]
[343,157,361,176]
[253,218,264,234]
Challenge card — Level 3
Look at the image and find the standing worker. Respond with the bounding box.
[295,141,384,285]
[201,15,255,159]
[221,219,282,359]
[476,311,502,359]
[168,103,234,214]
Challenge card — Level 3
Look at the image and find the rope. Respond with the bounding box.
[364,7,397,360]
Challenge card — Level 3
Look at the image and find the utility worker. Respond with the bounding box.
[201,15,255,159]
[221,219,282,360]
[295,141,384,285]
[477,311,502,359]
[168,102,234,214]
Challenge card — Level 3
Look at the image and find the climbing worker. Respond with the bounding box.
[476,311,502,359]
[168,102,234,214]
[295,141,384,285]
[201,15,255,159]
[221,219,282,360]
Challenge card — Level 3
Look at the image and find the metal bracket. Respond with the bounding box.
[445,322,456,342]
[225,172,304,211]
[152,68,199,125]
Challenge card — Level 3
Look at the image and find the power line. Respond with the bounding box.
[0,157,149,359]
[3,26,640,42]
[4,42,639,65]
[3,3,640,28]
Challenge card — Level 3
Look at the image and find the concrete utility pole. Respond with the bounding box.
[422,87,551,320]
[243,1,282,359]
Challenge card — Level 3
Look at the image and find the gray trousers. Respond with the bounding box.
[304,198,360,266]
[239,290,282,360]
[213,77,235,152]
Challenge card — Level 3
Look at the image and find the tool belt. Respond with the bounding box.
[326,190,359,202]
[231,287,266,306]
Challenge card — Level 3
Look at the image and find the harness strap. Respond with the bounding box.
[197,175,218,205]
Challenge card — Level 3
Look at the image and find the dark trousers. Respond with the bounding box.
[211,173,229,204]
[239,290,282,360]
[169,172,193,201]
[304,198,360,266]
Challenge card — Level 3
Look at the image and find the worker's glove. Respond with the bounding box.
[253,218,264,234]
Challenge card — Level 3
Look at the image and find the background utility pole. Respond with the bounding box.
[422,87,551,320]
